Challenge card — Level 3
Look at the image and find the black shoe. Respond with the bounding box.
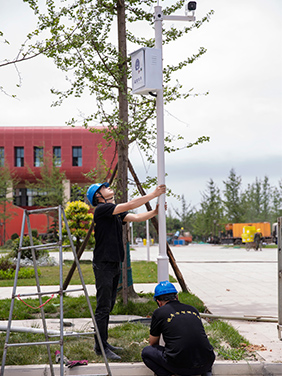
[106,343,124,352]
[95,347,121,360]
[201,372,212,376]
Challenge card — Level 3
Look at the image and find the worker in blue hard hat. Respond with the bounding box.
[142,281,215,376]
[86,182,166,360]
[86,182,110,207]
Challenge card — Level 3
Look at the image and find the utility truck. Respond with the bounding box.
[220,222,272,245]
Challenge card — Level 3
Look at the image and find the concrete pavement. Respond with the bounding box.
[1,243,282,375]
[2,362,282,376]
[131,244,282,363]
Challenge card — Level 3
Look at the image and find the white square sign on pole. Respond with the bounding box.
[130,47,162,95]
[131,48,145,93]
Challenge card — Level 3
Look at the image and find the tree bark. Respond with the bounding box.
[117,0,129,305]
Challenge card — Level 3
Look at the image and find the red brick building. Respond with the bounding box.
[0,126,116,242]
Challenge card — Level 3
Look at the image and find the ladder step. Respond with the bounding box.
[64,287,84,293]
[15,290,60,298]
[6,340,60,347]
[20,242,59,250]
[14,287,84,299]
[48,331,96,337]
[20,243,71,251]
[26,206,59,214]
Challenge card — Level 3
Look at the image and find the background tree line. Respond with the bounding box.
[165,168,282,242]
[1,160,281,245]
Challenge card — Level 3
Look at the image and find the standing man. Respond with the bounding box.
[87,182,166,360]
[142,281,215,376]
[254,228,262,251]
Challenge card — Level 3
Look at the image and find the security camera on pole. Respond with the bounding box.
[130,2,196,282]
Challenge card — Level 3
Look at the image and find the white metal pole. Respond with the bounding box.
[130,222,134,246]
[146,220,150,261]
[154,5,169,282]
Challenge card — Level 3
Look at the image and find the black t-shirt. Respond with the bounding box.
[150,300,214,368]
[93,203,128,263]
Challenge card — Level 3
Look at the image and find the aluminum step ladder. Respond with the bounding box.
[1,205,112,376]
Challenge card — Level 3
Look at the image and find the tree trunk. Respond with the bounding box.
[117,0,130,305]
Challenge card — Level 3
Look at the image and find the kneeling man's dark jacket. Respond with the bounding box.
[150,300,214,368]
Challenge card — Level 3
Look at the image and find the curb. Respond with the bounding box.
[2,361,282,376]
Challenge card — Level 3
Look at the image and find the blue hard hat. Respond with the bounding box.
[154,281,178,300]
[86,182,109,206]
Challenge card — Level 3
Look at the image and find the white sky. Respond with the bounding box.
[0,0,282,213]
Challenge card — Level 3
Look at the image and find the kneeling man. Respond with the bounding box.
[142,281,215,376]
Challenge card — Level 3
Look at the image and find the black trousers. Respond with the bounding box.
[142,345,215,376]
[93,261,121,351]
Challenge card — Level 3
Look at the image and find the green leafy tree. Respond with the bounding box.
[1,0,212,172]
[242,178,264,222]
[271,179,282,223]
[0,163,18,245]
[251,177,263,220]
[26,151,67,208]
[197,179,223,239]
[166,208,182,235]
[261,176,272,222]
[1,0,213,296]
[173,195,194,233]
[222,168,244,223]
[26,151,68,239]
[191,208,206,241]
[62,201,94,253]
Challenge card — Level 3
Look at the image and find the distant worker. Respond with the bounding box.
[254,228,262,251]
[87,182,166,360]
[173,230,180,239]
[142,281,215,376]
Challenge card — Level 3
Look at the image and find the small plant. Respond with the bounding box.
[0,254,16,272]
[4,239,13,249]
[11,233,19,241]
[0,269,15,280]
[0,267,41,280]
[0,254,40,280]
[31,229,38,238]
[11,236,48,260]
[62,201,94,251]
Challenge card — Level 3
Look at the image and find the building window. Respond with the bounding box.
[53,146,61,167]
[14,188,27,206]
[72,146,82,167]
[0,147,4,167]
[15,147,24,167]
[34,147,44,167]
[14,188,48,207]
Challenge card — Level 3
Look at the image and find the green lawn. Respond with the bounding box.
[0,318,254,365]
[0,258,256,364]
[0,260,176,287]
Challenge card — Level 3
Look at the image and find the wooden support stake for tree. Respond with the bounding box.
[128,159,190,293]
[63,163,118,291]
